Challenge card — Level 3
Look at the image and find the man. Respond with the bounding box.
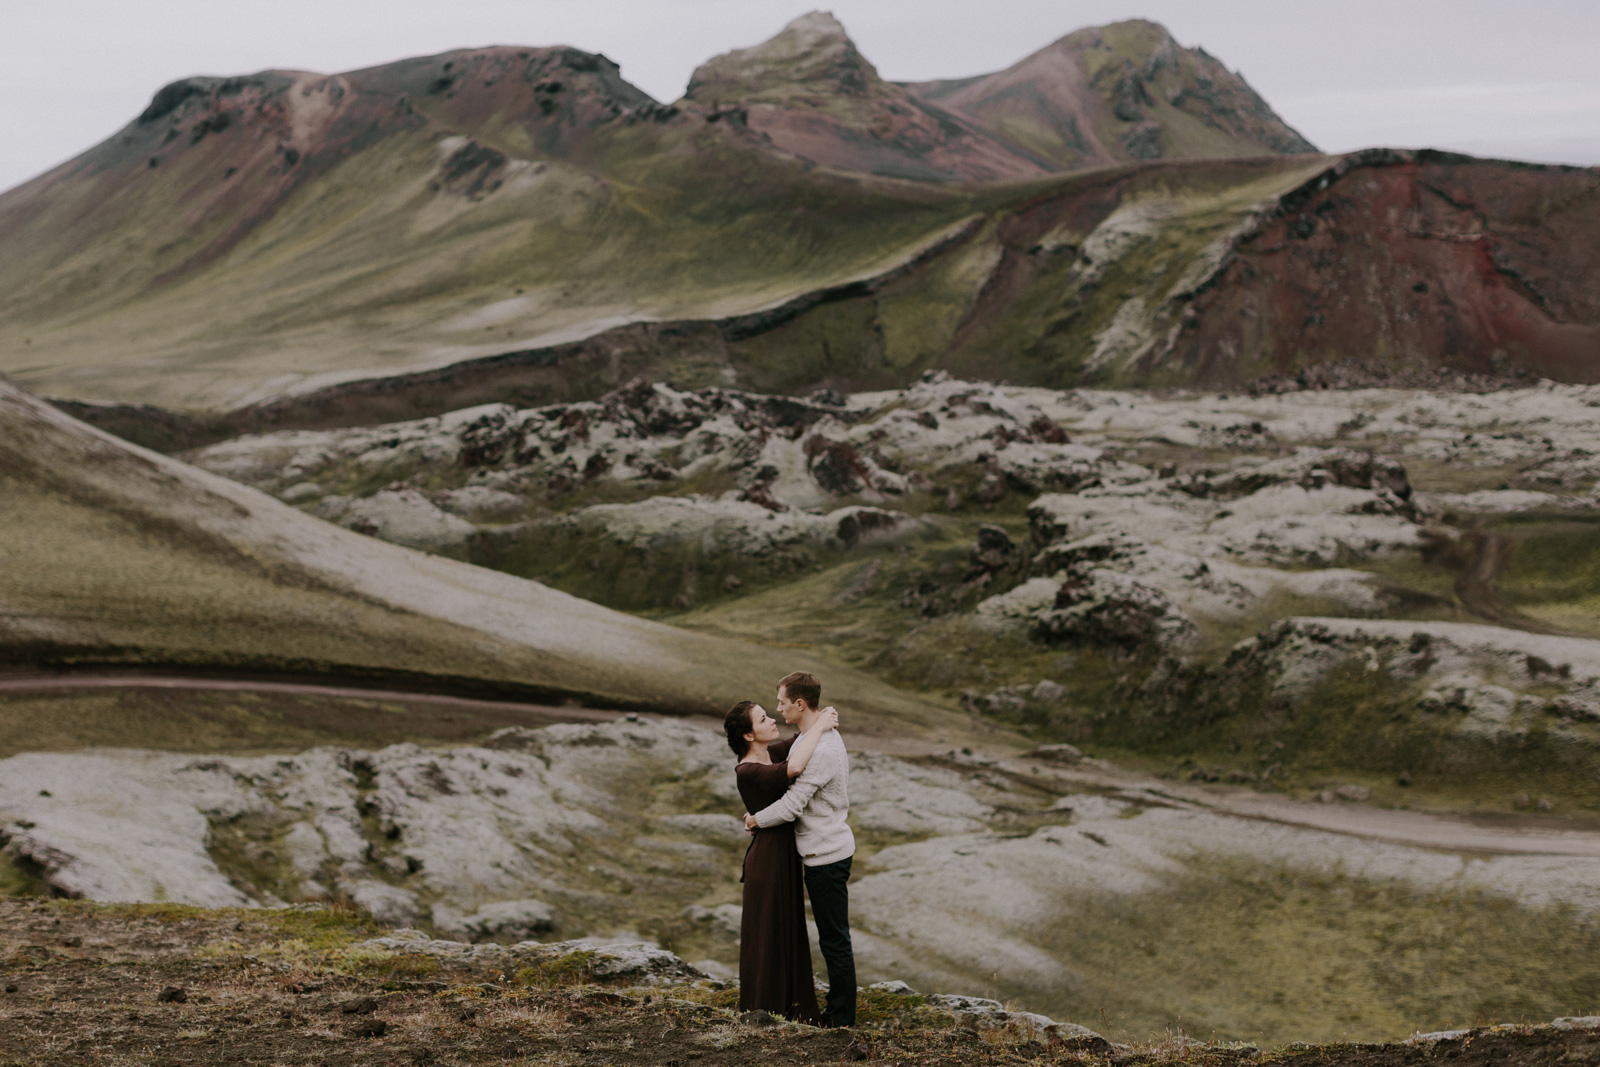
[744,669,856,1027]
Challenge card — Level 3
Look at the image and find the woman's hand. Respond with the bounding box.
[782,706,838,780]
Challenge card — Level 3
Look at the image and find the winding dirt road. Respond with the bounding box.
[0,671,624,723]
[1008,755,1600,860]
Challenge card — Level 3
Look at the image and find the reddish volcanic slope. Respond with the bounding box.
[1163,152,1600,386]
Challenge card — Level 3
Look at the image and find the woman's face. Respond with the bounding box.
[746,705,781,746]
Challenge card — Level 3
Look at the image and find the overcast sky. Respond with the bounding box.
[2,0,1597,193]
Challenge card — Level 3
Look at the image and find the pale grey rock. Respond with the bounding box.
[315,489,477,553]
[1025,486,1390,641]
[434,899,556,942]
[971,577,1061,634]
[685,903,743,943]
[1031,680,1067,705]
[925,992,1006,1013]
[1419,489,1565,515]
[868,980,917,994]
[281,481,325,504]
[692,958,736,982]
[548,495,923,559]
[282,821,329,878]
[919,992,1094,1038]
[433,486,528,521]
[0,752,254,906]
[549,938,711,982]
[849,753,994,835]
[341,876,421,927]
[849,787,1600,1016]
[1036,568,1201,652]
[657,813,749,843]
[351,930,707,983]
[1409,1029,1472,1044]
[1217,618,1600,743]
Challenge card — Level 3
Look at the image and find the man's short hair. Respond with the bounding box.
[778,670,821,711]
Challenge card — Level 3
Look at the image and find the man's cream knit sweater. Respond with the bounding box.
[752,730,854,866]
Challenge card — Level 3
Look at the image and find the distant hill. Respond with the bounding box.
[0,14,1596,424]
[0,377,951,732]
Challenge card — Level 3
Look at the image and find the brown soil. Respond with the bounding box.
[1,903,1596,1067]
[0,674,621,758]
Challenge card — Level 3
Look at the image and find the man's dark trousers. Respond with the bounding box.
[804,856,856,1027]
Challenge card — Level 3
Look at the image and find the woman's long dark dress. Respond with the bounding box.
[736,739,823,1024]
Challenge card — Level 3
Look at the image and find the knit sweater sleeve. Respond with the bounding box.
[751,739,835,827]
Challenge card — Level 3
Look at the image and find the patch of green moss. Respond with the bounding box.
[855,986,932,1026]
[206,812,306,904]
[344,951,444,979]
[1493,514,1600,637]
[1028,855,1600,1046]
[514,950,600,989]
[1087,653,1600,813]
[671,984,741,1011]
[0,851,49,898]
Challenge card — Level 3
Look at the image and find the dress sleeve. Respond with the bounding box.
[768,738,796,762]
[742,760,790,793]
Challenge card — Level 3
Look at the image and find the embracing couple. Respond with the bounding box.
[724,670,855,1028]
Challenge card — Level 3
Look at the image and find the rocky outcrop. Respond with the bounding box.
[1211,617,1600,735]
[354,930,707,984]
[186,376,1151,608]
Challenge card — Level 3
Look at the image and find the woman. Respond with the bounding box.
[724,699,838,1024]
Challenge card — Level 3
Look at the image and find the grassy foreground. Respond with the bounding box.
[0,901,1595,1067]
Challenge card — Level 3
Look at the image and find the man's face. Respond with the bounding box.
[775,685,805,725]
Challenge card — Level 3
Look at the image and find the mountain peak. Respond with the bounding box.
[905,17,1314,168]
[780,10,852,42]
[684,10,881,103]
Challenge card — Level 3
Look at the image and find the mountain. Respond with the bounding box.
[681,12,1048,181]
[682,13,1314,181]
[904,19,1315,171]
[0,376,955,732]
[0,36,1004,414]
[0,19,1596,427]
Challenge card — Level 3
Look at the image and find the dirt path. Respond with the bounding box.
[1013,757,1600,860]
[0,672,624,724]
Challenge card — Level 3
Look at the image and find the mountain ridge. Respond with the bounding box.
[0,17,1596,415]
[680,12,1316,181]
